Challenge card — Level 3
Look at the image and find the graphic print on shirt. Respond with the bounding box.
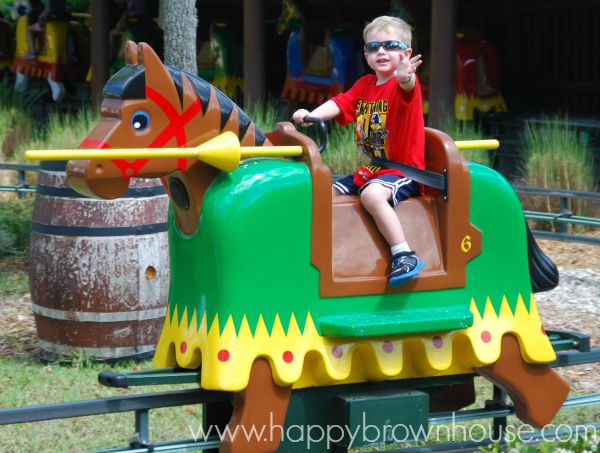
[354,98,389,158]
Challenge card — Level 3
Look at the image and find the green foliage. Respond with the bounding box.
[522,117,595,192]
[0,78,46,110]
[0,197,33,256]
[12,105,99,162]
[0,78,97,162]
[66,0,90,13]
[442,116,493,167]
[322,122,368,175]
[0,105,33,161]
[521,117,597,230]
[0,79,44,162]
[0,105,99,259]
[244,100,284,132]
[244,100,366,175]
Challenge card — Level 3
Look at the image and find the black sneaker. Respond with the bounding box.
[388,251,425,287]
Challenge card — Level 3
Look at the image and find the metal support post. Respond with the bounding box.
[17,169,25,199]
[131,409,150,449]
[488,386,507,442]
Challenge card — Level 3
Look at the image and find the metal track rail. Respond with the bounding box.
[0,163,39,198]
[514,184,600,245]
[0,330,598,452]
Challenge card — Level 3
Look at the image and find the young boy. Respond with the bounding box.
[292,15,425,287]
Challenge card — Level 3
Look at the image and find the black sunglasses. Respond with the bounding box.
[364,40,408,53]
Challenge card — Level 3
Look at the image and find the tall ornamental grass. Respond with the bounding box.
[521,117,597,231]
[442,116,493,167]
[0,106,32,161]
[321,122,367,176]
[0,103,99,198]
[0,75,98,164]
[244,100,283,133]
[19,106,99,162]
[245,101,364,175]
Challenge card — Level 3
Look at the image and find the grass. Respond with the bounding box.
[11,105,99,163]
[0,251,203,452]
[521,116,598,231]
[322,122,368,176]
[0,89,98,165]
[0,105,33,162]
[1,345,599,452]
[0,102,98,197]
[244,99,285,133]
[246,103,500,177]
[441,116,494,167]
[0,356,204,452]
[246,100,366,176]
[0,256,29,297]
[523,117,596,192]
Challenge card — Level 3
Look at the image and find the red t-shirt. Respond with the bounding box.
[330,74,425,186]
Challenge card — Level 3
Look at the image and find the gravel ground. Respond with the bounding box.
[1,235,598,390]
[532,236,600,392]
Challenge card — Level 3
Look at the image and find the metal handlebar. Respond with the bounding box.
[290,116,328,154]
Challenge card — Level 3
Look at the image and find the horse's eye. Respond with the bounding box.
[131,111,150,131]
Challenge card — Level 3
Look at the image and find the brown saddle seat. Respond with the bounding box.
[267,123,482,298]
[332,194,443,280]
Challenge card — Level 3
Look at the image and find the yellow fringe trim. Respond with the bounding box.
[152,293,555,391]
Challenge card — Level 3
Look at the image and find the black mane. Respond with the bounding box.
[103,64,265,145]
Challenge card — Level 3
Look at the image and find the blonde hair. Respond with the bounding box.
[363,16,412,47]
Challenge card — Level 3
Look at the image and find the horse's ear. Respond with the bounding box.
[139,42,182,110]
[125,41,139,65]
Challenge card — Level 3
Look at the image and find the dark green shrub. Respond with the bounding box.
[0,198,34,256]
[67,0,90,13]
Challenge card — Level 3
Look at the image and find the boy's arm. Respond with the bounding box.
[292,100,341,127]
[396,52,422,91]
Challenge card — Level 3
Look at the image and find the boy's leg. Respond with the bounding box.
[360,183,405,245]
[360,181,425,286]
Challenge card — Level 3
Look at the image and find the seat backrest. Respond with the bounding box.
[267,123,482,297]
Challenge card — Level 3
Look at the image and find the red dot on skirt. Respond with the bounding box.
[481,331,492,343]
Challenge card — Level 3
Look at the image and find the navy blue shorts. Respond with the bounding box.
[333,173,420,207]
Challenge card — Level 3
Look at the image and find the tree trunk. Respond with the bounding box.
[243,0,265,106]
[160,0,197,73]
[428,0,456,129]
[90,0,110,108]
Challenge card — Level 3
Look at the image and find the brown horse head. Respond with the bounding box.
[67,41,267,200]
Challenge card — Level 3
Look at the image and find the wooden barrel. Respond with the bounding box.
[28,161,170,361]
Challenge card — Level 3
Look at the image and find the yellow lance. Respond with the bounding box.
[26,131,500,173]
[454,139,499,150]
[25,132,301,173]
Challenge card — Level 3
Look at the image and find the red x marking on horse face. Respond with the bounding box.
[90,87,203,179]
[147,86,202,173]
